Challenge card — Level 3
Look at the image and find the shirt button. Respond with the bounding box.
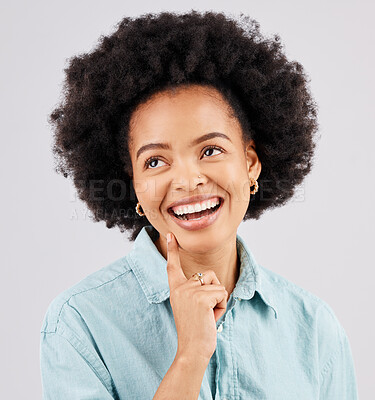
[217,323,223,332]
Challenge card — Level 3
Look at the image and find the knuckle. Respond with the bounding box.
[174,283,190,298]
[194,293,205,306]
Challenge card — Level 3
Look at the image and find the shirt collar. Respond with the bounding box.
[128,225,278,319]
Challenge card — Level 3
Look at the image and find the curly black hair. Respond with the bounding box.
[49,10,319,242]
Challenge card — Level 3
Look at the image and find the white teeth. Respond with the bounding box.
[172,198,220,216]
[194,203,202,212]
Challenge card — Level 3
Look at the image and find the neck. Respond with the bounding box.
[154,232,240,297]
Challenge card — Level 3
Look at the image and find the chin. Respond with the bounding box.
[177,230,223,252]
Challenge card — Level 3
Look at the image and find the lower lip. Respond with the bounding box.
[168,199,224,231]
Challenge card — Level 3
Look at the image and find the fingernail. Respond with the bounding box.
[167,233,171,243]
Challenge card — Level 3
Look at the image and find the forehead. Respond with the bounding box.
[128,85,236,144]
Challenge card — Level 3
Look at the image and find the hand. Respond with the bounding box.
[166,232,229,362]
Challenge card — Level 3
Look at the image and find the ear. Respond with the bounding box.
[245,139,262,180]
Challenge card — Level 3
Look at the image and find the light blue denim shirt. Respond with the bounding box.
[40,225,358,399]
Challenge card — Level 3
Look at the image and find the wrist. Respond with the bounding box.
[175,350,211,368]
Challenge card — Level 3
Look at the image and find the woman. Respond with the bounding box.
[40,10,358,399]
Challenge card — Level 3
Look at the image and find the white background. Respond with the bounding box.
[1,0,374,398]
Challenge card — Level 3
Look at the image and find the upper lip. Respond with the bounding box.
[167,194,223,211]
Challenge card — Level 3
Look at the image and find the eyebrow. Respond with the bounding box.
[136,132,232,160]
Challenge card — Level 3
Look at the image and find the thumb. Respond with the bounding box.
[166,232,187,291]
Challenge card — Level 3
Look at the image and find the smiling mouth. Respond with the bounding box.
[167,198,223,221]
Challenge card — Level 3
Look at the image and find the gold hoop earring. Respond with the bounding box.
[249,177,259,195]
[135,202,145,216]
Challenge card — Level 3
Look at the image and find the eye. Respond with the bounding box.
[202,145,224,158]
[144,156,167,169]
[144,145,224,170]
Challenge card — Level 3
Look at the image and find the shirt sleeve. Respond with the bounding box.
[319,326,359,400]
[40,324,118,400]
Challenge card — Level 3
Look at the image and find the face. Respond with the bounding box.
[127,85,261,253]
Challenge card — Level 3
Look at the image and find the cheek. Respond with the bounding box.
[138,176,169,206]
[218,162,249,201]
[132,177,148,192]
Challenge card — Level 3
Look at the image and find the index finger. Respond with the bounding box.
[166,232,187,291]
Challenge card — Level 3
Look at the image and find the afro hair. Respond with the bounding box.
[49,10,319,241]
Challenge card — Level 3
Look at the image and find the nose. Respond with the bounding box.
[170,165,206,192]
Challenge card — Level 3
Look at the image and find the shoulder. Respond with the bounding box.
[40,254,133,334]
[259,262,341,319]
[259,264,346,372]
